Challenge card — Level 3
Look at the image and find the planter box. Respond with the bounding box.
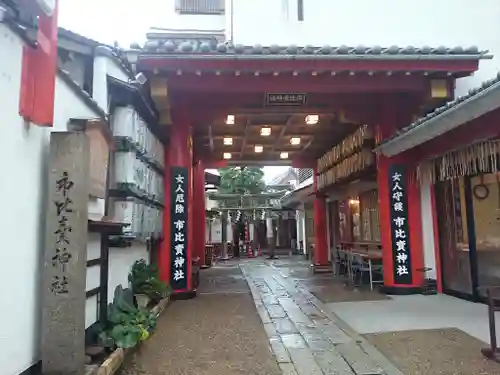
[87,295,171,375]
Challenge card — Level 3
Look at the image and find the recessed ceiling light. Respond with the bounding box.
[290,137,301,145]
[254,145,263,153]
[223,153,232,159]
[280,152,289,159]
[260,127,271,136]
[223,137,233,145]
[305,114,319,125]
[226,115,235,125]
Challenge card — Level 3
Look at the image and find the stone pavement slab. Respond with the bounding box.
[279,363,299,375]
[267,304,288,319]
[280,333,308,349]
[270,337,293,363]
[274,318,300,334]
[240,260,404,375]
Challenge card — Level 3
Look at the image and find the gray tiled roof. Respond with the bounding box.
[379,71,500,145]
[137,40,488,58]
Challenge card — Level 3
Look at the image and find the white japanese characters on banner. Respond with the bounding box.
[388,165,413,284]
[170,167,189,290]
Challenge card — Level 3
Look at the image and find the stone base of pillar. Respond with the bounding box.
[171,290,197,300]
[380,284,423,295]
[312,263,333,274]
[266,237,278,259]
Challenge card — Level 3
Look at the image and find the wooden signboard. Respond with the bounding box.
[170,166,190,291]
[388,165,413,285]
[265,93,307,106]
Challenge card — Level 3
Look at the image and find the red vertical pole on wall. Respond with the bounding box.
[160,152,171,283]
[378,155,395,287]
[193,160,206,265]
[377,97,425,294]
[313,168,330,270]
[19,1,59,126]
[161,111,194,295]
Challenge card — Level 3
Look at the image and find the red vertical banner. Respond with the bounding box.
[19,0,59,126]
[193,160,206,264]
[378,156,425,293]
[377,155,394,287]
[166,114,193,293]
[406,169,425,287]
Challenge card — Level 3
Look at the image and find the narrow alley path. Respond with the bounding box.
[122,258,402,375]
[122,263,281,375]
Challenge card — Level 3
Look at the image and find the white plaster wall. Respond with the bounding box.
[207,218,222,243]
[149,0,225,32]
[296,207,307,254]
[206,196,218,211]
[0,26,52,375]
[88,197,106,220]
[92,53,130,113]
[54,75,103,129]
[295,210,303,249]
[59,56,86,88]
[228,0,500,96]
[206,218,233,243]
[107,244,149,302]
[0,25,107,375]
[85,295,98,330]
[106,57,130,82]
[85,234,101,328]
[160,1,500,96]
[420,182,437,280]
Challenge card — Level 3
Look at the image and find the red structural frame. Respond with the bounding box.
[139,56,479,76]
[153,53,482,294]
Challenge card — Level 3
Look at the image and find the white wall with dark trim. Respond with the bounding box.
[0,25,140,375]
[420,182,438,280]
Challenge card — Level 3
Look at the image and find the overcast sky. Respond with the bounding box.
[59,0,173,46]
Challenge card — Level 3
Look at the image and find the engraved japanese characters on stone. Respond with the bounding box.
[50,171,75,294]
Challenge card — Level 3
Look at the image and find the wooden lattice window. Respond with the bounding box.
[175,0,225,14]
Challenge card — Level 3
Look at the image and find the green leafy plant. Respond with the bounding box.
[129,259,172,303]
[99,285,158,349]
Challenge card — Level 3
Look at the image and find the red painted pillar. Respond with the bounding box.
[377,99,425,294]
[159,151,170,283]
[160,114,194,293]
[193,159,206,265]
[313,168,329,268]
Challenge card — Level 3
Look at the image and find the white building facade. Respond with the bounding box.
[0,18,156,375]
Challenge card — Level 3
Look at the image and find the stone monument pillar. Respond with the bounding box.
[41,132,90,375]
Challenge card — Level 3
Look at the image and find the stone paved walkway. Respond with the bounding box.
[241,259,404,375]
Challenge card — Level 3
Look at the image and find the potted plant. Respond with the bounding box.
[129,260,171,308]
[99,285,157,349]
